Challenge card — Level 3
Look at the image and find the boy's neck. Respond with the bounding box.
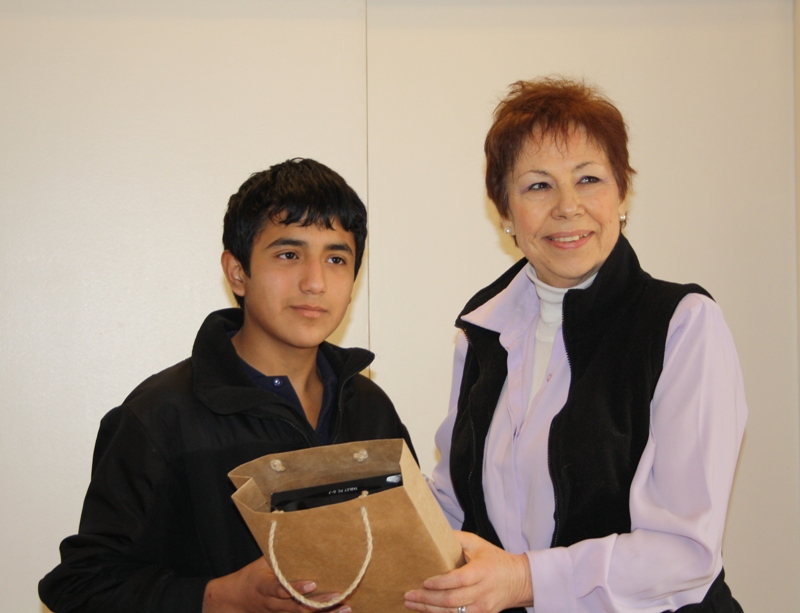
[230,323,325,427]
[231,324,319,382]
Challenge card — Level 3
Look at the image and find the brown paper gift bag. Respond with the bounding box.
[229,439,462,612]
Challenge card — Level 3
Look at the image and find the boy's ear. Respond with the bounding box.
[221,250,246,299]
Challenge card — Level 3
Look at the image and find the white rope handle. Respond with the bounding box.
[268,505,373,609]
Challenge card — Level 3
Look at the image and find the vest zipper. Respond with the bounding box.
[458,325,485,531]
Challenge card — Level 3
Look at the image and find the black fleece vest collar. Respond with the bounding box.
[450,237,739,612]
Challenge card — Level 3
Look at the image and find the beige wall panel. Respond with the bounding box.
[366,1,799,610]
[0,2,367,611]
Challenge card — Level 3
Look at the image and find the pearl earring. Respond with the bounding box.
[619,214,627,222]
[504,227,512,235]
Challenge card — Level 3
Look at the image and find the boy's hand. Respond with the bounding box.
[202,556,350,613]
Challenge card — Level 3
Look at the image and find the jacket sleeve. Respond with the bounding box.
[39,406,209,613]
[529,294,748,613]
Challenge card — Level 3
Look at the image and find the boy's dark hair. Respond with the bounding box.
[223,158,368,307]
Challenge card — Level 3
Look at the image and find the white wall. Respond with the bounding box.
[1,1,797,611]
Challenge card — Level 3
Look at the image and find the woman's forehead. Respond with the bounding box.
[517,128,607,164]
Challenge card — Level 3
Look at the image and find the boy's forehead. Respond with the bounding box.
[256,217,355,248]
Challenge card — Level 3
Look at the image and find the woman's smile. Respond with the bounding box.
[546,231,592,245]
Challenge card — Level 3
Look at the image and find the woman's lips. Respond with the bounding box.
[546,232,591,247]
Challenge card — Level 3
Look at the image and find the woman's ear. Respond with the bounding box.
[221,250,246,299]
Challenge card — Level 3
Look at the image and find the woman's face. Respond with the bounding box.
[504,129,625,288]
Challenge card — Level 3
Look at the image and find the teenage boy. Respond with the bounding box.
[39,158,414,613]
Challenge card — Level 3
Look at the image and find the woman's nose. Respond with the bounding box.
[553,187,582,218]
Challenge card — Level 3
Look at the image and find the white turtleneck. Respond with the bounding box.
[524,264,595,413]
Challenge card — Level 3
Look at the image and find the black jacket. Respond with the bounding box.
[39,308,414,613]
[450,236,741,613]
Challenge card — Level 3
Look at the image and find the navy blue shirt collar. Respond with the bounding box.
[239,351,337,444]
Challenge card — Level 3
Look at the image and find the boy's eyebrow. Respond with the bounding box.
[266,237,354,254]
[266,237,306,249]
[326,242,354,254]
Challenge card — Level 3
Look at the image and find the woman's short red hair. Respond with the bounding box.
[485,77,636,217]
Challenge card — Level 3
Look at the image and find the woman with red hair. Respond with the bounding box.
[405,78,746,613]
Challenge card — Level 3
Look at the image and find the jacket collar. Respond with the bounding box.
[191,308,374,416]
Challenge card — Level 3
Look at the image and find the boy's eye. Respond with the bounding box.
[278,252,298,260]
[328,256,347,265]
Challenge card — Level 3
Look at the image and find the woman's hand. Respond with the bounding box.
[202,556,349,613]
[404,531,533,613]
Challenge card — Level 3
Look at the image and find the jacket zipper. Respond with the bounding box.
[330,367,359,444]
[244,407,316,447]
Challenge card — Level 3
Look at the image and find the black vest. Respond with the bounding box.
[450,236,741,612]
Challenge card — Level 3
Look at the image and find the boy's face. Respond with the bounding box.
[226,219,356,355]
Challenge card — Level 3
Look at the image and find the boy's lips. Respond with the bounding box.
[292,304,327,318]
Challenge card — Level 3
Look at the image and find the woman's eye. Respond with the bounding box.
[579,175,600,184]
[528,182,549,191]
